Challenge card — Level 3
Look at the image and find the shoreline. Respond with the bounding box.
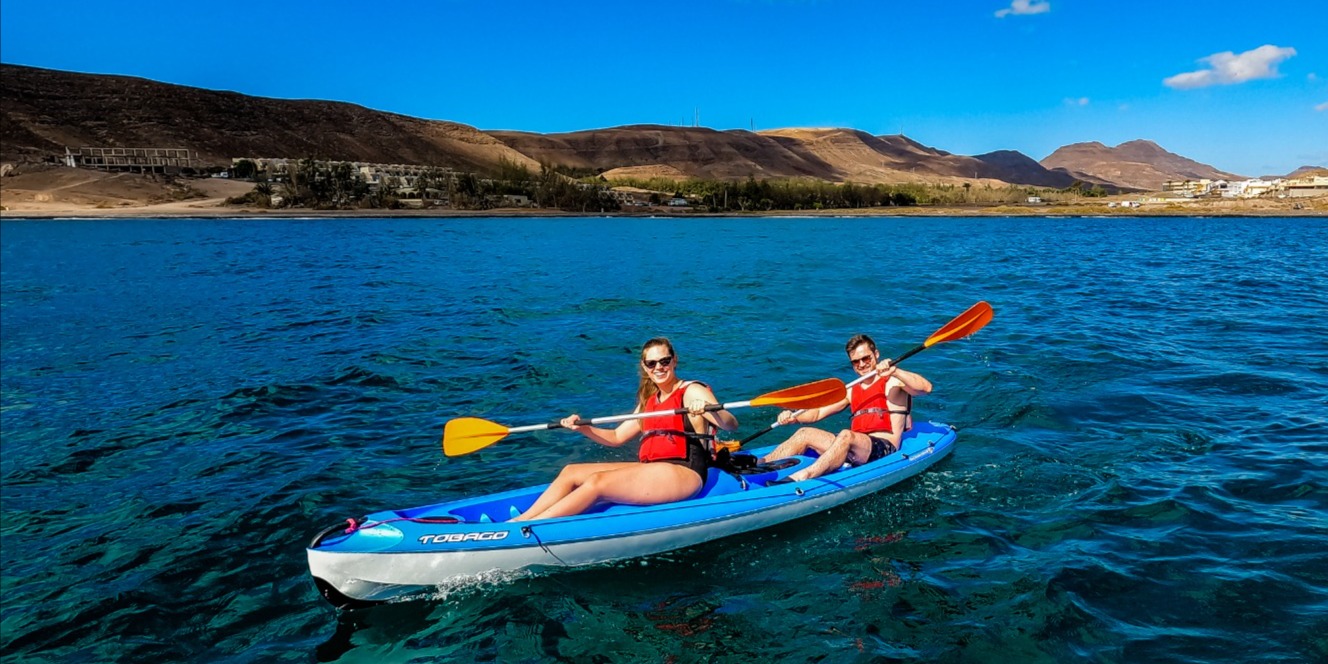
[3,203,1325,220]
[3,168,1323,220]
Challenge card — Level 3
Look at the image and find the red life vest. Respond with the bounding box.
[639,381,715,463]
[850,378,895,435]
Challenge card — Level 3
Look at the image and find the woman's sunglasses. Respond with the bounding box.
[642,355,675,370]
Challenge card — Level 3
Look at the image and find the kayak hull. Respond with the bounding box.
[308,421,957,605]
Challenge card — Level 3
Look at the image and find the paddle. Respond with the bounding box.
[735,301,994,447]
[442,376,847,457]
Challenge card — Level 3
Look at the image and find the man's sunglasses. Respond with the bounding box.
[850,354,875,367]
[643,355,675,370]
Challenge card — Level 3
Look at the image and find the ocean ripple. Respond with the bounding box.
[2,215,1326,662]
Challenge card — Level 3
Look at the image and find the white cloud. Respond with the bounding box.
[995,0,1050,18]
[1164,44,1297,89]
[1309,73,1319,82]
[1315,101,1328,112]
[1063,97,1089,106]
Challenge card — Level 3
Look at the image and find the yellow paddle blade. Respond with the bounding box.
[924,301,993,348]
[749,377,846,410]
[442,417,511,457]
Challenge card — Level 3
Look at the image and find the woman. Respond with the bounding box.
[511,337,738,521]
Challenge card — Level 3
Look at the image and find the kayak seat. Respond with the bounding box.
[713,453,805,475]
[696,467,748,499]
[745,456,815,487]
[739,458,800,474]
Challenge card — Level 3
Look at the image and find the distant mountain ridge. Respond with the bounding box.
[488,125,1083,188]
[0,63,1269,191]
[1040,140,1243,191]
[0,64,540,174]
[1270,165,1328,180]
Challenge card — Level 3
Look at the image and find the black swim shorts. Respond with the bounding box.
[653,440,709,480]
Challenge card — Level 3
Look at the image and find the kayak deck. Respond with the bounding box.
[420,456,808,524]
[308,421,957,606]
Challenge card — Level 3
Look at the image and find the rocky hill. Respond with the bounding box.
[487,125,836,180]
[1041,140,1242,191]
[1271,165,1328,179]
[758,129,1000,186]
[0,64,540,173]
[492,126,1087,188]
[1,64,1256,192]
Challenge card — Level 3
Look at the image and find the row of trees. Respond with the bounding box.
[606,177,918,211]
[227,158,620,212]
[226,157,1112,212]
[608,176,1111,210]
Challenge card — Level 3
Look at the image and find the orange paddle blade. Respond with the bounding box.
[924,301,993,347]
[749,377,846,410]
[442,417,511,457]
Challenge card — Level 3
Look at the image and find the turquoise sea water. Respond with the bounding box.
[2,215,1326,662]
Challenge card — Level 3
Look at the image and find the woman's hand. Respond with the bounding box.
[560,414,585,430]
[685,399,712,416]
[777,410,799,425]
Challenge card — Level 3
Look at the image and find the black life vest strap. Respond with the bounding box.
[851,393,912,417]
[641,429,716,442]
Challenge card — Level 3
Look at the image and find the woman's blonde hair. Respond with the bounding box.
[635,337,676,410]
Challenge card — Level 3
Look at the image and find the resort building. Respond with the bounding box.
[609,186,667,206]
[1162,179,1211,196]
[1159,176,1328,199]
[1222,179,1277,198]
[64,147,196,174]
[231,158,453,189]
[1283,175,1328,197]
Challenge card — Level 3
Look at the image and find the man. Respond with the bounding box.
[763,334,932,482]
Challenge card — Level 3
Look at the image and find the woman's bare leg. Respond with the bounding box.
[520,463,703,521]
[510,462,635,521]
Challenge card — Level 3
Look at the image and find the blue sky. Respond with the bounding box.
[2,0,1324,176]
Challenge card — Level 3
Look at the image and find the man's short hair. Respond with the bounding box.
[845,334,876,355]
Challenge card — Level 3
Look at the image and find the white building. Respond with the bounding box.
[1223,179,1279,198]
[1283,175,1328,198]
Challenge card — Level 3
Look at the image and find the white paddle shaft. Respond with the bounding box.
[502,402,745,434]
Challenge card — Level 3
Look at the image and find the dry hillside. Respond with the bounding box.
[0,164,252,212]
[1041,140,1242,191]
[488,125,838,180]
[492,125,1083,187]
[0,64,539,173]
[1,64,1278,194]
[760,129,1089,188]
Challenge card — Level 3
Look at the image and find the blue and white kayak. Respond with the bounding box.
[307,421,957,607]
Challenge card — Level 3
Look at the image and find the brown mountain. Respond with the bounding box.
[487,125,837,180]
[1041,140,1242,191]
[0,64,539,173]
[1270,165,1328,179]
[492,125,1083,187]
[0,64,1228,192]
